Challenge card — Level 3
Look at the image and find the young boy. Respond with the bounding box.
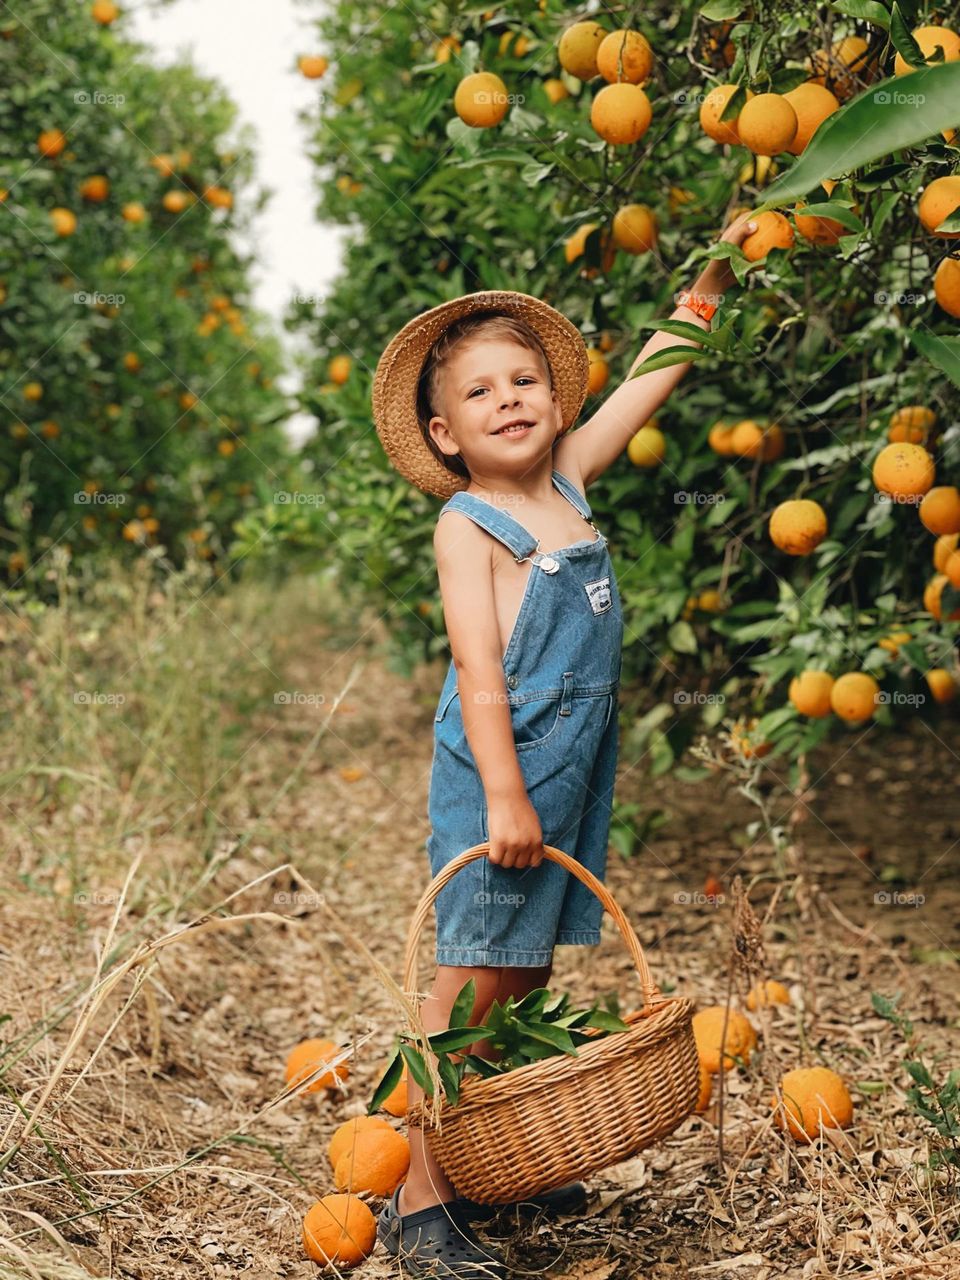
[371,211,756,1278]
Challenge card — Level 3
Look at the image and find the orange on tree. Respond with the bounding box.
[284,1037,350,1093]
[736,93,798,156]
[697,589,724,612]
[889,404,936,443]
[925,668,957,704]
[878,630,911,654]
[738,154,777,186]
[586,347,609,394]
[746,980,791,1011]
[329,354,352,384]
[498,32,530,58]
[333,1125,410,1196]
[454,72,510,128]
[23,381,43,401]
[434,35,461,63]
[590,83,651,146]
[699,84,752,145]
[91,0,119,22]
[794,181,847,246]
[829,672,880,722]
[924,573,960,620]
[162,189,190,213]
[731,419,784,460]
[741,210,795,260]
[918,176,960,238]
[302,1194,377,1269]
[217,439,236,457]
[596,29,653,84]
[203,185,233,208]
[789,670,834,718]
[627,423,665,468]
[122,351,141,372]
[919,487,960,535]
[79,174,110,202]
[934,256,960,319]
[38,128,67,158]
[543,77,568,104]
[692,1005,757,1072]
[121,200,145,222]
[783,82,839,155]
[946,550,960,588]
[327,1116,394,1170]
[612,203,657,254]
[810,35,875,99]
[150,152,175,177]
[872,442,935,499]
[298,54,329,79]
[772,1066,853,1143]
[708,421,736,454]
[893,24,960,75]
[564,222,616,275]
[557,21,606,80]
[769,499,828,556]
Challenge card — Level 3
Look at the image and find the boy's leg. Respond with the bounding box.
[401,963,502,1214]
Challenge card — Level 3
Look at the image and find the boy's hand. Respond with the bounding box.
[692,210,757,297]
[486,794,546,869]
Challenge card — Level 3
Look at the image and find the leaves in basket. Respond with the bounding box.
[368,1048,404,1114]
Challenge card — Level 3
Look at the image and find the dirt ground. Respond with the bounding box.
[3,599,960,1280]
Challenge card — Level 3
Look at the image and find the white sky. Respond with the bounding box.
[130,0,345,445]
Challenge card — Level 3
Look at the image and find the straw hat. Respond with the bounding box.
[371,290,590,499]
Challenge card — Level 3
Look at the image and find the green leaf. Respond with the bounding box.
[584,1010,632,1032]
[937,209,960,233]
[906,1060,935,1088]
[700,0,745,18]
[437,1053,462,1105]
[368,1050,404,1113]
[907,328,960,390]
[833,0,891,29]
[521,1020,579,1054]
[793,200,865,233]
[514,987,552,1016]
[450,978,477,1030]
[898,640,929,672]
[461,1053,502,1078]
[759,63,960,210]
[889,5,925,68]
[427,1027,489,1051]
[399,1043,435,1097]
[641,318,735,352]
[628,345,713,376]
[668,620,698,654]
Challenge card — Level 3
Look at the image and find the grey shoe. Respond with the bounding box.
[455,1180,589,1223]
[377,1185,510,1279]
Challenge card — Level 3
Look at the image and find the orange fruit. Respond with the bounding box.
[454,72,509,127]
[708,421,736,454]
[925,573,960,621]
[894,24,960,75]
[122,201,145,223]
[122,352,141,372]
[612,203,657,254]
[692,1006,757,1073]
[741,210,795,261]
[590,83,652,145]
[217,439,236,457]
[91,0,119,22]
[934,256,960,319]
[810,35,875,99]
[333,1126,410,1196]
[627,424,665,467]
[925,668,957,704]
[39,420,59,439]
[23,381,42,402]
[946,550,960,588]
[794,182,846,246]
[730,420,784,460]
[298,54,329,79]
[377,1063,409,1117]
[497,32,530,58]
[327,1116,394,1170]
[788,670,834,718]
[302,1194,377,1268]
[772,1066,853,1142]
[50,206,76,237]
[694,1059,713,1113]
[783,82,839,154]
[329,354,352,384]
[919,175,960,238]
[564,223,616,275]
[434,35,461,63]
[934,534,959,573]
[543,77,568,104]
[699,84,753,145]
[557,21,606,80]
[284,1037,350,1093]
[829,672,879,722]
[920,487,960,535]
[736,93,798,156]
[746,980,791,1011]
[888,404,936,444]
[203,185,233,209]
[38,128,67,158]
[162,190,189,213]
[586,348,609,394]
[150,153,176,177]
[769,499,828,556]
[731,716,772,759]
[697,589,724,613]
[596,29,653,84]
[79,174,109,202]
[872,442,935,499]
[878,630,911,655]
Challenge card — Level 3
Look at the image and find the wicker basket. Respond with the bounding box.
[403,842,700,1204]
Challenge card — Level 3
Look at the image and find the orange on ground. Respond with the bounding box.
[329,354,352,384]
[692,1006,757,1073]
[741,211,795,261]
[919,176,960,238]
[746,980,791,1011]
[378,1063,409,1117]
[926,668,957,704]
[934,532,960,571]
[708,421,736,454]
[789,670,834,718]
[302,1194,377,1269]
[920,487,960,535]
[894,24,960,75]
[454,72,510,127]
[699,84,752,145]
[769,499,828,556]
[327,1116,394,1170]
[557,21,606,80]
[872,442,935,499]
[333,1126,410,1197]
[596,29,653,84]
[38,128,67,158]
[829,672,880,722]
[736,93,797,156]
[627,424,665,467]
[79,175,109,202]
[878,630,911,655]
[543,77,568,104]
[612,203,657,254]
[586,348,609,394]
[772,1066,853,1142]
[284,1037,350,1093]
[934,257,960,319]
[784,82,839,154]
[299,54,329,78]
[694,1059,713,1113]
[590,83,651,145]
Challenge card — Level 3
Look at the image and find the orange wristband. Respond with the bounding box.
[676,290,718,322]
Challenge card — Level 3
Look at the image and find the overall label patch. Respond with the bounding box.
[584,576,612,615]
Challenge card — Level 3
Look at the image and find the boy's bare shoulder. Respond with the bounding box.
[433,508,493,572]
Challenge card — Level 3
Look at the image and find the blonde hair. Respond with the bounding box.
[416,312,553,482]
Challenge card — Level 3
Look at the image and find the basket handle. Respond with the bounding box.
[403,842,667,1009]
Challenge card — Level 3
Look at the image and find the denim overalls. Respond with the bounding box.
[425,469,623,967]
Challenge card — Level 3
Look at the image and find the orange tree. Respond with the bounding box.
[0,0,293,595]
[251,0,960,776]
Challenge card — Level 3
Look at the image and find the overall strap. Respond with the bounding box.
[550,470,592,519]
[438,492,539,562]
